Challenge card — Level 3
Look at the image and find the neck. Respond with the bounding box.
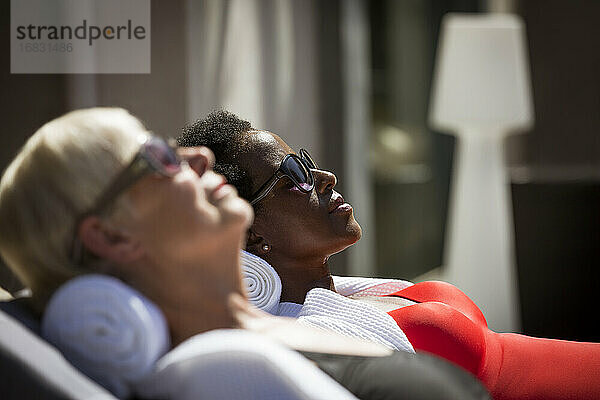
[127,240,246,347]
[265,253,335,304]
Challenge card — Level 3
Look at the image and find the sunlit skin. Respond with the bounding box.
[79,145,253,345]
[238,131,362,304]
[78,142,386,355]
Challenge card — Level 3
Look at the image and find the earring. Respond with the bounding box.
[262,244,271,252]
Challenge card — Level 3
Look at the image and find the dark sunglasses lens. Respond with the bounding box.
[284,156,313,191]
[146,138,180,175]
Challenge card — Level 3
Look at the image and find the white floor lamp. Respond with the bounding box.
[429,14,534,332]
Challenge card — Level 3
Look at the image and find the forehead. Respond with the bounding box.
[242,130,295,189]
[248,130,293,159]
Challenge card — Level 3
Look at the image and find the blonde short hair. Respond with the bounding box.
[0,108,147,309]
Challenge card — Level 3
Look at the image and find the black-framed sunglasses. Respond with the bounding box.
[249,148,318,205]
[70,136,182,264]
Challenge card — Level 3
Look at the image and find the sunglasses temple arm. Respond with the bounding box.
[69,156,152,266]
[250,174,282,205]
[88,156,151,215]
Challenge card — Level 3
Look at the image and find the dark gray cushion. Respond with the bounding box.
[0,305,117,400]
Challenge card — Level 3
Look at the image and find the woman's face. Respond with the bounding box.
[127,146,253,262]
[242,131,362,260]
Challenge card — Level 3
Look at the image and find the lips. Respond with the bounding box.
[328,194,345,213]
[214,180,227,192]
[210,177,231,200]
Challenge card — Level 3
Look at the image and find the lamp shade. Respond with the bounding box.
[429,14,533,133]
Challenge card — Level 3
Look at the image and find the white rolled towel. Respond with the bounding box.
[42,274,170,399]
[240,250,282,315]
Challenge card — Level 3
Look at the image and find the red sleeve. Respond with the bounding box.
[491,332,600,400]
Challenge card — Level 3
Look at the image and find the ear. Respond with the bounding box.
[246,229,270,256]
[77,216,144,264]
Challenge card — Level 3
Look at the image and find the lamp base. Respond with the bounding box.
[443,129,521,332]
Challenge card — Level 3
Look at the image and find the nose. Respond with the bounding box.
[177,146,215,177]
[314,169,337,194]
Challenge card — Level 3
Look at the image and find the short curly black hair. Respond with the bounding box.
[177,110,255,200]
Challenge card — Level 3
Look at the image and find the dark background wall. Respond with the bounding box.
[511,0,600,341]
[519,0,600,168]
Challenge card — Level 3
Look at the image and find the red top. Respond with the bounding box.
[386,281,600,400]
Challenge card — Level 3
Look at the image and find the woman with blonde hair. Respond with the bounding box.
[0,108,489,400]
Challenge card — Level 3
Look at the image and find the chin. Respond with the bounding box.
[346,214,362,242]
[329,219,362,256]
[346,225,362,247]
